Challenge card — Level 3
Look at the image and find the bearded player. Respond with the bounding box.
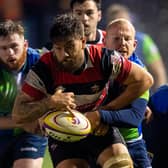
[0,20,49,168]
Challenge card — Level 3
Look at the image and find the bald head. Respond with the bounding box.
[106,18,136,38]
[105,18,137,59]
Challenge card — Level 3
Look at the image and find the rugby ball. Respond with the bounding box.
[43,110,91,142]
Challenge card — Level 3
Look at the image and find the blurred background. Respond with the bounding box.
[0,0,167,72]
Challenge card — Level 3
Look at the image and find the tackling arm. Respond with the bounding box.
[105,62,153,110]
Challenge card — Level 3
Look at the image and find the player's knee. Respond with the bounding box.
[103,153,133,168]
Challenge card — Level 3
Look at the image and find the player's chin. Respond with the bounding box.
[8,62,20,71]
[63,63,81,73]
[63,66,77,73]
[84,29,91,36]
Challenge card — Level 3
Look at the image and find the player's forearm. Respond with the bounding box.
[111,63,153,109]
[0,116,17,129]
[110,80,150,109]
[99,98,147,127]
[12,94,53,124]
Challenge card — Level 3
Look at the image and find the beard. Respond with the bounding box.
[54,54,84,74]
[0,48,27,72]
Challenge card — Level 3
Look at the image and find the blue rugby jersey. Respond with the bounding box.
[0,48,40,135]
[100,53,149,142]
[0,48,40,116]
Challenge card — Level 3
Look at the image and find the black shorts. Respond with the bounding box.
[48,126,125,167]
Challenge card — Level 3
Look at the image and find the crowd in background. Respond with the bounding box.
[0,0,168,75]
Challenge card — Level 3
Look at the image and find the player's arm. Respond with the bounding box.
[0,117,18,129]
[0,115,43,135]
[105,61,153,110]
[85,90,149,131]
[12,89,76,124]
[99,93,148,127]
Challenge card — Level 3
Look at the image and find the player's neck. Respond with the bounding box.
[86,31,97,42]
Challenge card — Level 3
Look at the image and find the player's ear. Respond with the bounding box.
[134,39,137,49]
[98,10,102,22]
[24,39,28,49]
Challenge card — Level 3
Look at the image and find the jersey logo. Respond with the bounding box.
[110,52,122,78]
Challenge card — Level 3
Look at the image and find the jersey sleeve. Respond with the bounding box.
[22,53,52,100]
[88,46,131,84]
[99,80,149,127]
[111,51,131,83]
[22,69,47,100]
[101,49,132,83]
[99,93,148,127]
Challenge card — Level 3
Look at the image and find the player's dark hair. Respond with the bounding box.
[70,0,101,10]
[50,14,84,43]
[0,20,24,37]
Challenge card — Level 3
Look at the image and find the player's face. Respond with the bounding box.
[72,0,101,40]
[0,33,28,71]
[52,38,86,73]
[105,22,137,59]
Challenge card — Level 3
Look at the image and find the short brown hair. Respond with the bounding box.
[0,20,24,37]
[50,14,84,43]
[70,0,101,10]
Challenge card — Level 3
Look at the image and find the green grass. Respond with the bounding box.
[42,147,53,168]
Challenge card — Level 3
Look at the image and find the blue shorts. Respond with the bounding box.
[48,127,125,167]
[0,130,48,167]
[127,139,152,168]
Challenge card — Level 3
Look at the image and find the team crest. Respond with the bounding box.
[110,51,122,77]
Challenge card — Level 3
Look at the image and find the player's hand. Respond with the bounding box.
[144,106,153,124]
[49,88,76,111]
[93,123,109,136]
[84,111,101,132]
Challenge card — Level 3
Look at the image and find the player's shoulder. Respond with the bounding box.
[27,47,40,56]
[36,51,55,68]
[97,29,106,36]
[25,47,41,64]
[86,44,114,59]
[96,29,106,44]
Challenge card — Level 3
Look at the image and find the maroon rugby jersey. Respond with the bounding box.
[22,45,131,112]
